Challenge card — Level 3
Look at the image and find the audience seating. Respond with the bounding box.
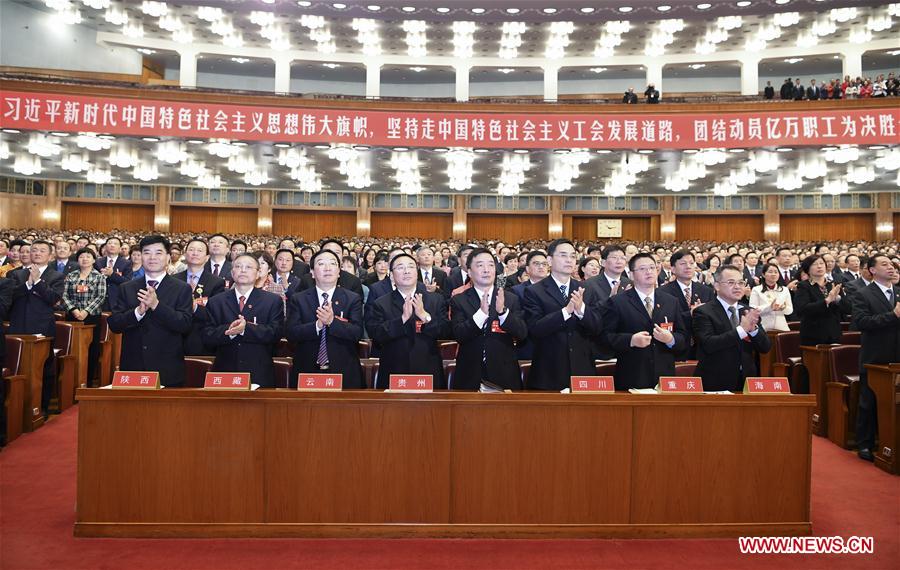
[439,341,459,360]
[357,340,371,359]
[839,331,861,345]
[51,322,78,412]
[275,338,294,358]
[595,361,616,377]
[444,361,456,389]
[826,345,861,449]
[519,361,531,388]
[183,357,214,388]
[273,358,292,389]
[801,344,836,436]
[2,337,26,446]
[787,321,801,331]
[772,331,806,393]
[360,358,379,389]
[675,361,698,377]
[96,313,118,387]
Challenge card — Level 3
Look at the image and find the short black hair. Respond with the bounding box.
[105,236,122,247]
[274,248,295,260]
[230,239,247,249]
[209,233,228,242]
[300,246,313,254]
[389,253,417,271]
[232,253,259,269]
[601,245,625,260]
[867,253,889,271]
[139,235,171,253]
[320,238,343,250]
[628,252,656,272]
[587,245,603,255]
[185,238,209,254]
[74,247,97,261]
[9,239,28,248]
[725,253,743,265]
[457,244,475,257]
[466,247,494,269]
[311,249,341,267]
[31,239,54,251]
[526,250,547,265]
[669,249,694,266]
[714,264,743,281]
[503,253,518,263]
[775,246,792,256]
[799,254,822,276]
[547,238,574,257]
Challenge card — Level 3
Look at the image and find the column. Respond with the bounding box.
[548,196,563,238]
[841,47,863,80]
[645,62,663,95]
[178,49,198,89]
[875,193,894,240]
[455,64,470,102]
[452,195,467,240]
[274,56,292,94]
[543,65,559,102]
[739,57,760,96]
[660,196,675,240]
[42,180,61,229]
[357,193,371,237]
[763,195,780,241]
[258,190,273,235]
[366,62,381,99]
[154,186,170,232]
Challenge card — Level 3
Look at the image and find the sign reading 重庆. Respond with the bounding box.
[2,90,897,150]
[657,376,704,394]
[111,371,160,389]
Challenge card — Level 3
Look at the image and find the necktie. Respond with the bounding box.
[728,306,740,329]
[213,263,220,277]
[147,280,158,289]
[58,261,65,272]
[644,296,653,317]
[611,280,619,296]
[559,284,567,299]
[783,270,789,282]
[107,258,113,268]
[425,271,430,284]
[238,295,246,312]
[189,274,198,291]
[888,289,895,306]
[316,292,329,368]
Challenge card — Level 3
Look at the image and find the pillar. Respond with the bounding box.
[875,193,894,240]
[841,47,864,80]
[274,56,292,94]
[455,64,470,102]
[178,49,198,89]
[548,196,563,238]
[452,195,467,240]
[645,62,663,95]
[42,180,61,229]
[660,196,675,241]
[258,190,273,235]
[763,195,780,241]
[154,186,170,232]
[366,62,381,98]
[543,65,559,102]
[357,193,371,237]
[739,57,760,96]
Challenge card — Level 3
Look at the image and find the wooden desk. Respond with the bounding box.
[801,344,835,438]
[8,335,51,432]
[865,364,900,475]
[759,331,782,376]
[75,390,814,539]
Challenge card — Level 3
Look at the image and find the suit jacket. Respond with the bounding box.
[510,280,538,359]
[806,85,820,100]
[285,286,364,389]
[107,275,193,387]
[204,258,233,285]
[445,266,469,293]
[365,289,449,389]
[450,287,527,391]
[830,268,846,284]
[851,282,900,376]
[658,280,715,359]
[173,269,226,356]
[95,256,133,309]
[294,270,364,299]
[0,278,13,367]
[7,267,64,338]
[522,277,602,391]
[364,276,393,315]
[291,259,310,277]
[418,266,449,298]
[776,268,797,287]
[202,288,284,388]
[793,280,843,345]
[601,289,687,390]
[53,258,78,276]
[692,300,772,392]
[583,273,632,359]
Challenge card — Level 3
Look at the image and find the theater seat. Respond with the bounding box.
[184,357,214,388]
[519,360,531,388]
[357,339,371,359]
[52,322,78,412]
[839,331,861,345]
[826,345,861,450]
[439,341,458,360]
[595,361,616,376]
[273,358,292,389]
[360,358,379,389]
[444,361,456,389]
[2,337,26,446]
[787,321,801,331]
[97,313,115,387]
[275,338,294,358]
[675,361,698,377]
[772,331,805,393]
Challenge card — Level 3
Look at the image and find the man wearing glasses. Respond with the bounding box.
[693,265,772,392]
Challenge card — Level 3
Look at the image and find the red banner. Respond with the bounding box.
[2,90,897,149]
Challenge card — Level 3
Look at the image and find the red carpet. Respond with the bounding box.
[1,407,897,570]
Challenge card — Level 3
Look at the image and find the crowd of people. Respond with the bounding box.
[765,73,900,100]
[1,229,898,461]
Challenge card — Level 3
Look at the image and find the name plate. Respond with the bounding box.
[743,377,791,394]
[571,376,615,393]
[657,376,703,393]
[298,373,343,391]
[111,371,160,389]
[204,372,251,390]
[389,374,433,392]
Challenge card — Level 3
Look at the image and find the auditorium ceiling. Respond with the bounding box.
[1,131,897,196]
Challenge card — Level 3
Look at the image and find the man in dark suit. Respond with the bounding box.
[850,254,900,462]
[763,81,775,99]
[273,249,301,294]
[659,250,716,359]
[445,245,476,294]
[204,234,233,286]
[510,250,549,360]
[622,87,638,104]
[108,235,193,387]
[583,245,633,308]
[523,239,602,391]
[291,239,363,298]
[52,241,78,275]
[601,253,687,391]
[450,248,527,391]
[693,265,772,392]
[780,78,793,100]
[203,254,284,388]
[286,250,364,389]
[363,248,408,317]
[416,245,449,298]
[806,79,821,100]
[842,254,864,283]
[95,236,133,310]
[366,254,449,389]
[793,78,805,100]
[0,238,9,267]
[173,238,226,356]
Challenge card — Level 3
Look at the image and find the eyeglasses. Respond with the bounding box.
[718,280,747,287]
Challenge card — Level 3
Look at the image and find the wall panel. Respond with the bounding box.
[273,210,357,240]
[564,216,659,242]
[466,214,548,242]
[371,212,452,239]
[780,214,874,241]
[62,202,154,232]
[893,213,900,241]
[675,215,763,241]
[170,206,257,234]
[1,194,49,229]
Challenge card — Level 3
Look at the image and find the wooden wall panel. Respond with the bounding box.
[62,202,154,232]
[564,216,659,242]
[675,215,764,241]
[894,213,900,241]
[371,212,452,239]
[780,214,874,242]
[273,210,357,240]
[170,206,258,234]
[1,194,50,229]
[466,214,548,242]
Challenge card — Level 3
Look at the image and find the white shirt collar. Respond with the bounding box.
[875,281,893,296]
[315,285,336,302]
[473,285,493,300]
[717,296,739,315]
[635,288,654,306]
[551,274,571,291]
[604,272,621,286]
[233,286,253,302]
[144,272,165,285]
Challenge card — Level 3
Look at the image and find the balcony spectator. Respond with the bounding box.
[763,81,775,100]
[622,87,638,104]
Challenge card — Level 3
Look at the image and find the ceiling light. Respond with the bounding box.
[323,63,340,68]
[142,137,160,142]
[472,8,485,14]
[590,67,606,73]
[888,50,900,56]
[689,63,706,69]
[437,7,451,13]
[513,149,529,154]
[783,57,803,64]
[332,2,346,8]
[776,147,793,152]
[697,3,711,9]
[410,66,426,72]
[580,7,595,12]
[402,6,416,12]
[297,1,311,5]
[736,1,751,6]
[231,57,250,63]
[506,8,520,14]
[658,5,672,11]
[497,68,514,73]
[618,6,633,13]
[367,4,380,10]
[543,8,557,13]
[2,129,21,134]
[775,0,790,4]
[136,48,155,55]
[50,131,69,137]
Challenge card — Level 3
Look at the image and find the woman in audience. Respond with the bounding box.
[360,248,377,276]
[699,254,720,285]
[0,241,24,278]
[749,263,793,332]
[129,248,145,280]
[362,251,389,287]
[794,255,843,346]
[250,251,278,292]
[496,253,519,288]
[578,256,601,281]
[62,248,107,384]
[167,243,186,275]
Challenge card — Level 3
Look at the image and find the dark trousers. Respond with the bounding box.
[855,374,878,451]
[67,314,103,386]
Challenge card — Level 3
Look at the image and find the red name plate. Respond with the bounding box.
[658,376,704,393]
[298,373,343,391]
[389,374,433,392]
[743,377,791,394]
[204,372,251,390]
[571,376,615,393]
[111,371,160,389]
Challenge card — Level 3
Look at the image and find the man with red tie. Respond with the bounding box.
[203,254,284,388]
[204,234,233,287]
[95,236,132,310]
